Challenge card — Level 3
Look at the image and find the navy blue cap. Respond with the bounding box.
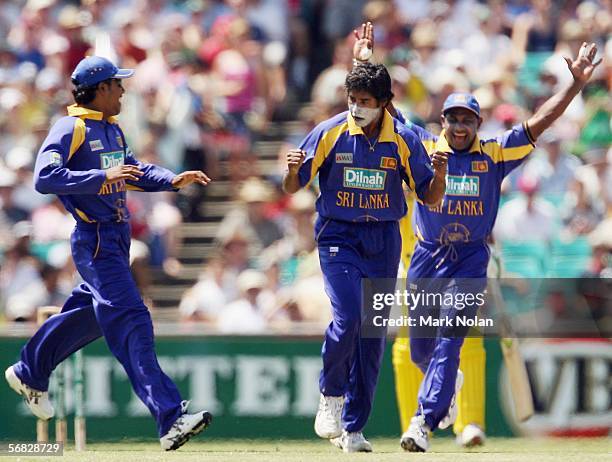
[442,92,480,117]
[71,56,134,88]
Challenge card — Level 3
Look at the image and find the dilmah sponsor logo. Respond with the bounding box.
[343,168,386,190]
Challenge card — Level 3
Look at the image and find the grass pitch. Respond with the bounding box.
[11,437,610,462]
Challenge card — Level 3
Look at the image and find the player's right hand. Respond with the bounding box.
[353,22,373,62]
[105,165,144,183]
[286,149,306,175]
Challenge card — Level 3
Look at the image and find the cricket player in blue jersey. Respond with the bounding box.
[283,62,447,452]
[352,27,602,452]
[5,56,213,451]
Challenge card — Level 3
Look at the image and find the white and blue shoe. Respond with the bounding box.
[331,430,373,452]
[160,400,212,451]
[314,394,344,439]
[400,415,430,452]
[5,365,54,420]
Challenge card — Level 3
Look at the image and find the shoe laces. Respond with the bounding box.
[180,400,190,414]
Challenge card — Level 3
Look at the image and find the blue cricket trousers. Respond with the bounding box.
[407,239,488,430]
[13,222,183,437]
[316,217,401,433]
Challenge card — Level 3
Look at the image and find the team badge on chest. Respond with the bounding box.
[380,157,397,169]
[471,161,488,172]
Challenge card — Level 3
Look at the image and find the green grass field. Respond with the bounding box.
[9,438,609,462]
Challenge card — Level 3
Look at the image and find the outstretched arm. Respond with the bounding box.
[526,42,602,140]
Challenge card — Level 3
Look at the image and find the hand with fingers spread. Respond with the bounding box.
[353,21,374,63]
[105,165,144,184]
[171,170,212,189]
[564,42,602,85]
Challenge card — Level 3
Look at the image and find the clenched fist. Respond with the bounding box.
[286,149,306,175]
[431,151,449,178]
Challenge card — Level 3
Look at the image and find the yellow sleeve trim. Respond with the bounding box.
[501,144,534,161]
[75,208,95,223]
[126,184,145,191]
[395,134,415,192]
[305,123,349,188]
[481,141,533,163]
[68,118,86,161]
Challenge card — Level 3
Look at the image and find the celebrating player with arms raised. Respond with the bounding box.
[353,22,602,452]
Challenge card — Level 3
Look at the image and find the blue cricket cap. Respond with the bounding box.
[71,56,134,88]
[442,92,480,117]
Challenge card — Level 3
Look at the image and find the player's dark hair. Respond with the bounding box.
[71,78,112,104]
[345,63,394,103]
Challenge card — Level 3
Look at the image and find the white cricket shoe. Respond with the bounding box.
[438,369,464,430]
[457,423,486,448]
[314,394,344,439]
[5,365,54,420]
[400,415,430,452]
[160,400,212,451]
[330,430,373,453]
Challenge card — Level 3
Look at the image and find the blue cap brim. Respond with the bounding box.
[113,68,134,79]
[443,103,479,117]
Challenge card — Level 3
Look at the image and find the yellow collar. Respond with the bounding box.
[436,130,481,154]
[347,109,396,143]
[67,104,119,124]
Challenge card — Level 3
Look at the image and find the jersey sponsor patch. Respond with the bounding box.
[89,140,104,151]
[343,167,386,190]
[335,152,353,163]
[49,152,63,167]
[446,175,479,197]
[100,150,124,169]
[380,156,397,169]
[471,161,488,172]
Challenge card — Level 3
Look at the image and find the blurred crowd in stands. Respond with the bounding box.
[0,0,609,330]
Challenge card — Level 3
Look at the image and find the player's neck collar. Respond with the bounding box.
[347,109,395,143]
[67,104,119,124]
[437,130,480,154]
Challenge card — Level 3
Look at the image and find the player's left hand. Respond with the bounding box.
[353,21,373,62]
[564,42,602,85]
[431,151,448,177]
[172,171,212,188]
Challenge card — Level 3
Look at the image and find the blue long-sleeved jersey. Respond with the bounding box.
[397,114,535,244]
[297,110,434,222]
[34,105,177,223]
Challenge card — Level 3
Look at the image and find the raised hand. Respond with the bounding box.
[105,165,144,183]
[172,170,212,188]
[564,42,602,85]
[286,149,306,175]
[431,151,449,178]
[353,21,374,62]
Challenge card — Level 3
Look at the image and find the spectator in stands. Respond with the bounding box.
[522,129,582,195]
[495,176,558,242]
[0,221,42,321]
[560,179,605,237]
[574,147,612,213]
[216,177,284,257]
[216,269,269,334]
[179,230,251,323]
